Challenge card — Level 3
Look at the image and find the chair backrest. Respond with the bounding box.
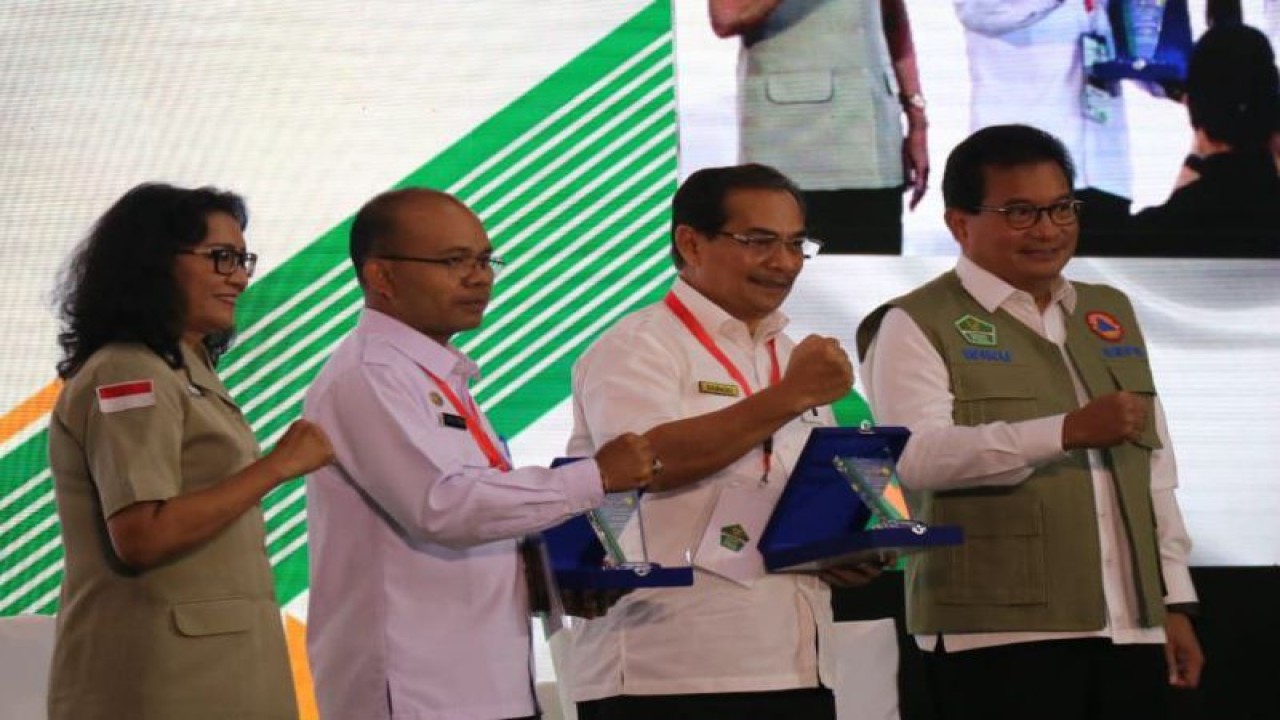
[0,614,56,720]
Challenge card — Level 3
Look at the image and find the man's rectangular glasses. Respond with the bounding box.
[974,199,1083,230]
[179,247,258,277]
[714,232,824,259]
[375,254,507,277]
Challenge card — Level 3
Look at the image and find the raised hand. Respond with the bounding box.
[264,419,335,481]
[1063,391,1149,449]
[779,335,855,411]
[594,432,656,493]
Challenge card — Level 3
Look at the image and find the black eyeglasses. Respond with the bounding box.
[713,232,824,259]
[179,247,258,277]
[974,199,1083,230]
[375,253,507,277]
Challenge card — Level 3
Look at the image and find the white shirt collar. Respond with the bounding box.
[955,255,1076,315]
[670,277,789,345]
[357,307,480,380]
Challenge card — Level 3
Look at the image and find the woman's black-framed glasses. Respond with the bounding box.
[179,247,259,277]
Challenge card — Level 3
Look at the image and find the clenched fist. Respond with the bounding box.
[594,432,655,493]
[1063,391,1149,449]
[780,335,854,411]
[264,419,335,481]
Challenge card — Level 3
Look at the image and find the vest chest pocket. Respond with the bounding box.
[950,364,1040,425]
[1104,361,1163,450]
[765,70,835,105]
[933,494,1047,606]
[172,597,253,637]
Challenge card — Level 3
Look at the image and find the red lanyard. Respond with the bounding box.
[664,291,781,477]
[421,368,512,472]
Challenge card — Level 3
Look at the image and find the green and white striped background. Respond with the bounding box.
[0,0,676,617]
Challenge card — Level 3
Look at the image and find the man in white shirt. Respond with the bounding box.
[857,124,1203,720]
[303,188,655,720]
[563,164,880,719]
[955,0,1134,232]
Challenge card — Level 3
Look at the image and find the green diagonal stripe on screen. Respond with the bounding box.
[0,0,675,614]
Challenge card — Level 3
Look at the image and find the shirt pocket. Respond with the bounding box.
[765,70,834,105]
[172,597,253,637]
[951,364,1040,425]
[934,494,1047,606]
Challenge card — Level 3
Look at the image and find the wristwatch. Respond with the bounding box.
[901,92,927,112]
[1167,602,1202,619]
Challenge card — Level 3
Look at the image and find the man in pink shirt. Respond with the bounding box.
[304,188,655,720]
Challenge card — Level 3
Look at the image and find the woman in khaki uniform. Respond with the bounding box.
[46,183,333,720]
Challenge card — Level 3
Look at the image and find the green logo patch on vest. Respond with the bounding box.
[954,314,998,346]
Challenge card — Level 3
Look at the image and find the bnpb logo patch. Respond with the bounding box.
[1085,311,1124,342]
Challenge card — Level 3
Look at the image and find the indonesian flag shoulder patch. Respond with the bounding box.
[96,379,157,414]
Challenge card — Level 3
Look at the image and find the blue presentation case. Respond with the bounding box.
[540,514,694,590]
[1089,0,1192,84]
[759,426,964,573]
[540,457,694,590]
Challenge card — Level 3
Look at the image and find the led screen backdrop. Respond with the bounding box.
[671,0,1280,568]
[1,2,1278,706]
[0,0,676,630]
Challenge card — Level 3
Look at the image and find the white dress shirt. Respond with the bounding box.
[862,257,1196,652]
[955,0,1132,198]
[304,309,603,720]
[562,279,836,700]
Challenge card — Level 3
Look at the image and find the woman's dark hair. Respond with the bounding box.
[1187,23,1278,152]
[55,182,248,378]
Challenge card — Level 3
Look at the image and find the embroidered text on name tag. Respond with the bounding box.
[961,348,1013,363]
[96,380,156,413]
[1103,345,1146,359]
[697,380,741,397]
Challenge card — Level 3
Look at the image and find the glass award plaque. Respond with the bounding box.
[832,452,919,531]
[585,490,647,567]
[1122,0,1166,64]
[759,426,962,572]
[1088,0,1191,83]
[544,457,693,589]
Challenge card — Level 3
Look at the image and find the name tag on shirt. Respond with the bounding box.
[440,412,468,430]
[697,380,740,397]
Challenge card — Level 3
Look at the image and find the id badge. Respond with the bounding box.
[691,483,778,587]
[1080,32,1119,124]
[1081,31,1114,68]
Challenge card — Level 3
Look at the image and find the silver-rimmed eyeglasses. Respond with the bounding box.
[714,232,824,259]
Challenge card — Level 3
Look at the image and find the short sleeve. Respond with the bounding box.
[79,350,187,517]
[573,320,685,448]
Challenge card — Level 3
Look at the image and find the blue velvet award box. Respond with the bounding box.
[540,458,694,590]
[759,426,963,572]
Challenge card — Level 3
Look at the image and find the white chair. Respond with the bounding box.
[0,614,56,720]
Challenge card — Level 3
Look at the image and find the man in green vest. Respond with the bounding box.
[856,124,1203,720]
